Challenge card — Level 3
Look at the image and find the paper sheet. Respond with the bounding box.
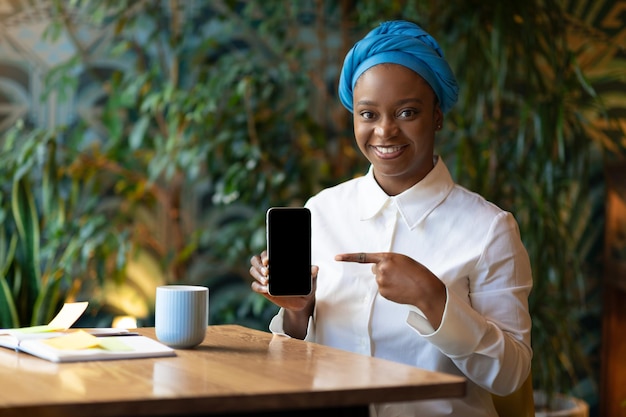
[47,302,89,330]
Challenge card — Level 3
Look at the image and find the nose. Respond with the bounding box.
[374,115,398,139]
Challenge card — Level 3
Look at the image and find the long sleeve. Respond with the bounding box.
[407,212,532,396]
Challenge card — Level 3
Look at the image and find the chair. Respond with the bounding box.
[491,374,534,417]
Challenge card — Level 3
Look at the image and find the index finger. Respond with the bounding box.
[335,252,384,264]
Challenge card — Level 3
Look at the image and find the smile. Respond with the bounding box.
[371,145,407,157]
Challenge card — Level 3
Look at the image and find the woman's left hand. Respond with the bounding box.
[335,252,447,329]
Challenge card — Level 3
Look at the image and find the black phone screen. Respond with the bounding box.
[266,207,311,296]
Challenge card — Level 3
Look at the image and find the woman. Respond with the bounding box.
[250,20,532,417]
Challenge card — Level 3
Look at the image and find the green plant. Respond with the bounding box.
[35,0,361,328]
[421,0,624,407]
[0,122,128,327]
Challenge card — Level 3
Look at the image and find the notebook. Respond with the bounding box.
[0,302,175,362]
[16,331,176,363]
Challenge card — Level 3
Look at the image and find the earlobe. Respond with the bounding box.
[435,116,443,131]
[433,104,443,131]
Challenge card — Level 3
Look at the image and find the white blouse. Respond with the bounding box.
[270,157,533,417]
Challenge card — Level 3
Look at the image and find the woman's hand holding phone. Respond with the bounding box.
[249,250,317,312]
[249,251,317,340]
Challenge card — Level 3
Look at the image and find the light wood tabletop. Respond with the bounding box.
[0,325,465,417]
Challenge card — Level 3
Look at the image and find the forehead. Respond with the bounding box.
[353,63,434,100]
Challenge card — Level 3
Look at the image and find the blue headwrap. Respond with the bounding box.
[338,20,458,114]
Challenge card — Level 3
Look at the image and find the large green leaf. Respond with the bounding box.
[0,274,19,329]
[11,175,42,325]
[0,226,19,327]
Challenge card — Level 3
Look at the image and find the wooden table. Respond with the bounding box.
[0,325,465,417]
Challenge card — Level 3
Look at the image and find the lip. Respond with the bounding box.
[370,144,408,159]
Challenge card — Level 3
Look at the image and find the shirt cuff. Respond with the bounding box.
[406,288,488,357]
[268,308,315,342]
[269,308,290,336]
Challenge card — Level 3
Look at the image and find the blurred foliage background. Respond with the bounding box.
[1,0,625,414]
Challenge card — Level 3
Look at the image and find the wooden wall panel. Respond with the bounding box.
[601,164,626,417]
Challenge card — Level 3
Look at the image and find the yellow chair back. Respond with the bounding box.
[491,374,534,417]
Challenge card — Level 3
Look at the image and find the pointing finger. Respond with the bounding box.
[335,252,384,264]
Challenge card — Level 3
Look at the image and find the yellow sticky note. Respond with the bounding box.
[98,337,133,352]
[47,302,89,330]
[43,330,99,350]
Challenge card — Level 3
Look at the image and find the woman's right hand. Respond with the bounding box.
[249,250,317,312]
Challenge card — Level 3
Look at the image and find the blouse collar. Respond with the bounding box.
[357,156,455,229]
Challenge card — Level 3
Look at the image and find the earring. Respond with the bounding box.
[437,124,442,130]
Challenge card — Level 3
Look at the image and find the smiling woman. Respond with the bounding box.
[249,20,533,417]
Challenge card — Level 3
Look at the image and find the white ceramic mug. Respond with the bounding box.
[155,285,209,349]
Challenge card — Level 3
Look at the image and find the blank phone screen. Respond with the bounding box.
[267,207,311,296]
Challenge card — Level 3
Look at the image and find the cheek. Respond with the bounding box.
[353,120,369,146]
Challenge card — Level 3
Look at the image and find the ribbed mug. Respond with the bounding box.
[155,285,208,349]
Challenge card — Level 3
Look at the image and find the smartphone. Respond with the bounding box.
[266,207,312,296]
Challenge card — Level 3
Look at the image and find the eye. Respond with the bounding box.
[359,111,376,120]
[397,108,417,119]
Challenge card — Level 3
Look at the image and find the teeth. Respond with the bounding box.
[374,146,403,154]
